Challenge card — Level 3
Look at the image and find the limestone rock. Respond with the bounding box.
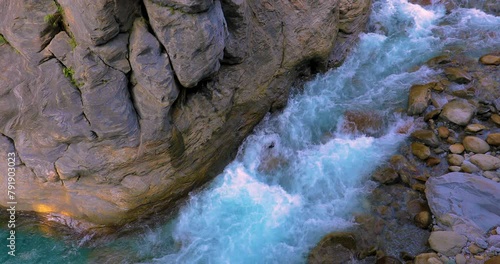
[463,136,490,154]
[440,100,476,126]
[487,133,500,146]
[444,67,472,84]
[91,33,131,73]
[407,84,431,115]
[412,142,431,160]
[426,173,500,242]
[411,130,440,147]
[470,154,500,171]
[145,0,226,88]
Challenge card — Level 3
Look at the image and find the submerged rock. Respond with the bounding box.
[308,232,357,264]
[340,110,387,137]
[444,67,472,84]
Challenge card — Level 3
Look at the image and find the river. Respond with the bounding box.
[1,0,499,263]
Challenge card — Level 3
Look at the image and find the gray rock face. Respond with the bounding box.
[440,100,476,126]
[426,173,500,243]
[0,0,60,63]
[145,0,226,88]
[58,0,139,46]
[428,231,467,256]
[0,0,372,228]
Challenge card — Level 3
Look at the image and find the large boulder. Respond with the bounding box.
[426,173,500,243]
[440,100,475,126]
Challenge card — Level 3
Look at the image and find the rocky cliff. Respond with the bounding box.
[0,0,371,229]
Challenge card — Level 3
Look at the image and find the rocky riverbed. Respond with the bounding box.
[308,52,500,263]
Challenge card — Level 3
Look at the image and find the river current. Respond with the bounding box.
[1,0,499,263]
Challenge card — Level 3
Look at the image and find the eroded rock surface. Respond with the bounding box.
[0,0,373,228]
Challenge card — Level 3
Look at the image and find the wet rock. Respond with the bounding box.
[376,256,402,264]
[340,110,386,137]
[440,100,476,126]
[411,130,440,147]
[465,124,487,133]
[372,167,400,184]
[308,232,356,264]
[408,84,432,115]
[438,126,450,139]
[444,67,472,84]
[470,154,500,171]
[449,143,464,154]
[425,109,441,121]
[426,173,500,242]
[412,142,431,160]
[491,114,500,126]
[428,231,467,256]
[480,54,500,66]
[487,133,500,146]
[463,136,490,154]
[145,0,226,87]
[447,154,464,166]
[415,211,432,229]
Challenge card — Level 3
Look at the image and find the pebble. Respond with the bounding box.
[447,154,464,166]
[449,143,465,154]
[455,254,466,264]
[486,133,500,146]
[438,126,450,138]
[426,157,441,167]
[461,160,480,173]
[465,124,487,133]
[448,166,461,172]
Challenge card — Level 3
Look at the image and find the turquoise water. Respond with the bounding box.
[2,0,500,263]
